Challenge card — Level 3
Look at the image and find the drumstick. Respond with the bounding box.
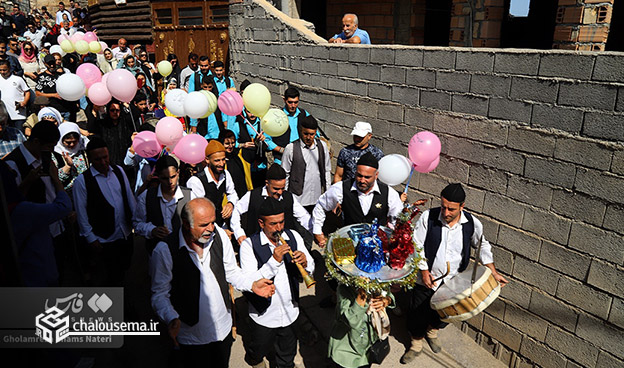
[432,262,450,283]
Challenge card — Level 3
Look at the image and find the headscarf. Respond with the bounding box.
[37,106,63,125]
[19,41,36,63]
[54,122,89,156]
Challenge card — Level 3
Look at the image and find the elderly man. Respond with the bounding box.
[112,38,131,60]
[328,13,371,44]
[334,121,384,183]
[401,183,508,363]
[151,197,275,368]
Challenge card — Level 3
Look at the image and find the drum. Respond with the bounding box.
[429,264,500,322]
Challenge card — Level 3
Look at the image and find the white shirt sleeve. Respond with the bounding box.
[220,227,259,292]
[312,181,343,234]
[322,141,332,192]
[413,210,430,270]
[292,231,315,275]
[231,191,251,239]
[133,190,156,238]
[150,242,180,324]
[186,176,205,198]
[239,236,282,280]
[387,186,404,226]
[72,174,98,244]
[224,171,238,206]
[472,216,494,265]
[292,196,312,233]
[281,143,294,190]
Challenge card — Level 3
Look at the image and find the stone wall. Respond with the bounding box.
[229,1,624,367]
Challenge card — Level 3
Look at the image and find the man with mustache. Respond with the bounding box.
[151,197,275,368]
[328,13,371,44]
[187,55,213,92]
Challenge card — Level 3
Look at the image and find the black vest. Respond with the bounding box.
[83,165,132,240]
[192,70,213,92]
[166,230,231,326]
[288,139,326,196]
[235,113,263,165]
[272,108,308,161]
[144,186,192,254]
[3,147,63,203]
[245,187,295,236]
[195,169,226,225]
[243,229,300,314]
[423,207,475,273]
[226,150,248,199]
[341,180,389,226]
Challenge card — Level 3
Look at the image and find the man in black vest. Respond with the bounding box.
[231,164,312,246]
[240,197,314,368]
[150,198,275,368]
[73,136,136,286]
[134,155,193,254]
[187,140,238,227]
[281,115,331,213]
[401,183,508,363]
[312,152,403,247]
[187,55,213,92]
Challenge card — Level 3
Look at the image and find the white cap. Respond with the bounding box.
[350,121,372,137]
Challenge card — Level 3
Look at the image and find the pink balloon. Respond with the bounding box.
[106,69,137,103]
[99,41,108,54]
[408,131,441,167]
[57,34,69,44]
[101,72,110,86]
[156,117,184,147]
[76,63,102,89]
[87,82,111,106]
[173,134,208,164]
[415,156,440,173]
[83,31,98,43]
[217,90,244,116]
[132,131,161,158]
[70,31,84,43]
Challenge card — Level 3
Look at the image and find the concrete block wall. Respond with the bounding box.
[229,1,624,367]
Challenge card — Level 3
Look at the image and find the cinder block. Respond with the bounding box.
[612,150,624,176]
[328,77,347,93]
[587,259,624,296]
[309,45,330,61]
[466,119,508,146]
[405,68,436,88]
[418,172,451,197]
[603,204,624,235]
[433,155,471,183]
[481,146,525,175]
[524,156,576,188]
[464,186,486,213]
[336,62,357,78]
[596,351,623,368]
[436,71,471,92]
[333,95,356,115]
[368,118,389,138]
[488,98,532,123]
[541,240,590,281]
[320,61,338,76]
[391,86,419,106]
[506,176,553,209]
[432,114,468,136]
[368,83,392,100]
[583,112,624,141]
[465,311,484,330]
[609,298,624,329]
[482,315,522,350]
[357,64,381,81]
[559,82,618,110]
[370,48,395,65]
[507,126,556,157]
[380,66,406,84]
[491,246,513,275]
[345,79,368,97]
[575,168,624,204]
[498,224,542,261]
[520,336,568,368]
[510,76,559,104]
[378,104,404,123]
[551,190,606,227]
[554,137,613,171]
[354,99,378,119]
[444,135,486,164]
[469,166,508,194]
[494,53,540,75]
[504,303,548,341]
[309,74,328,89]
[485,297,506,320]
[347,47,370,63]
[513,256,560,295]
[557,276,612,319]
[420,90,452,110]
[455,51,495,72]
[617,87,624,112]
[569,222,624,264]
[529,291,578,332]
[592,55,624,83]
[530,104,584,134]
[452,94,489,116]
[539,53,595,80]
[576,313,624,360]
[470,74,511,97]
[545,326,599,367]
[500,279,532,308]
[389,123,410,140]
[405,108,434,130]
[522,207,572,245]
[422,50,456,69]
[395,48,424,67]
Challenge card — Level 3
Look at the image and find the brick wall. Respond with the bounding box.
[229,1,624,367]
[553,0,615,51]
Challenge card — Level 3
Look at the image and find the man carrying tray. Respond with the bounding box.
[401,183,508,363]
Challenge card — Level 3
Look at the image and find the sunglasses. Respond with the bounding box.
[109,108,120,112]
[24,47,32,51]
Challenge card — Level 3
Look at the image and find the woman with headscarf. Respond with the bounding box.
[118,54,140,74]
[102,48,118,71]
[18,41,41,90]
[136,72,157,111]
[51,122,89,192]
[37,106,64,125]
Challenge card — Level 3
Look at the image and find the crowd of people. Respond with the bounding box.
[0,4,509,368]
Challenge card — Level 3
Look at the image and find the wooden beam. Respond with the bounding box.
[92,21,153,28]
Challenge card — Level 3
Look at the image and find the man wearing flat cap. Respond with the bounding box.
[187,140,238,227]
[312,152,403,247]
[401,183,508,363]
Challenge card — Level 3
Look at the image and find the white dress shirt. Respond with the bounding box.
[413,209,494,291]
[150,226,260,344]
[281,140,332,207]
[240,230,314,328]
[187,167,239,207]
[112,46,132,61]
[134,185,194,239]
[180,65,197,91]
[73,165,136,244]
[231,186,312,239]
[312,180,403,234]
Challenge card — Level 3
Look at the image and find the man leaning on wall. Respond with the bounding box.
[328,13,371,44]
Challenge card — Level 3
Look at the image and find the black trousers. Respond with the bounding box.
[406,284,448,338]
[88,237,134,287]
[245,318,297,368]
[180,334,233,368]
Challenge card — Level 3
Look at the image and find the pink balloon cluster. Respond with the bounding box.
[57,32,106,55]
[85,68,138,106]
[217,90,244,116]
[408,131,441,173]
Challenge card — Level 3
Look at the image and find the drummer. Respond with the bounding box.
[401,183,508,364]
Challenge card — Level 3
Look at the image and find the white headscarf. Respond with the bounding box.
[37,106,63,125]
[55,122,89,156]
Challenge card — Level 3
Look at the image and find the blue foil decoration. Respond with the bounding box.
[354,219,386,273]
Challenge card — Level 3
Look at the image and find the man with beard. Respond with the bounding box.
[187,140,238,227]
[134,155,194,254]
[0,38,23,76]
[334,121,383,183]
[151,198,275,368]
[219,129,251,199]
[187,55,213,92]
[35,54,75,121]
[180,52,198,91]
[240,197,314,368]
[0,6,12,38]
[87,99,134,167]
[312,152,403,247]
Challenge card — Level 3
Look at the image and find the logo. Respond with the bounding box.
[35,307,69,344]
[87,293,113,313]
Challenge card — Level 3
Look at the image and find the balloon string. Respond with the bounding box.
[404,165,415,194]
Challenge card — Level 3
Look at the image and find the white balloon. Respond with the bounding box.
[56,73,86,101]
[184,91,210,119]
[164,89,187,117]
[49,45,66,56]
[378,154,412,186]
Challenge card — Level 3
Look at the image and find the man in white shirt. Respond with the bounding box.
[179,52,198,91]
[231,164,311,245]
[55,2,71,25]
[111,38,131,60]
[59,20,76,37]
[240,197,314,368]
[0,59,30,129]
[281,115,331,212]
[401,183,508,363]
[24,22,45,49]
[187,140,238,227]
[150,197,275,368]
